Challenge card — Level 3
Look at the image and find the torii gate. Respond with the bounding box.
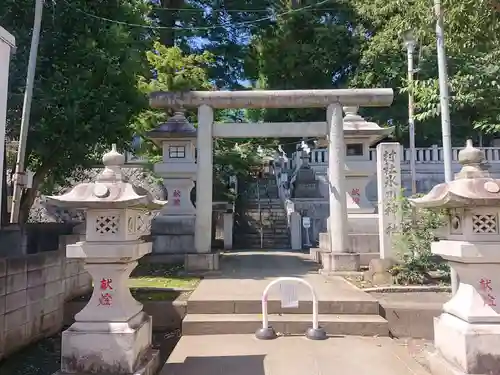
[150,89,393,270]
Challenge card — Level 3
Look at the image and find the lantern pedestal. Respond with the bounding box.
[59,240,160,375]
[427,241,500,375]
[428,314,500,375]
[409,141,500,375]
[59,312,158,375]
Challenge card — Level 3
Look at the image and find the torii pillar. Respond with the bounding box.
[149,89,393,270]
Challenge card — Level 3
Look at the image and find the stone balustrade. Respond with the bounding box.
[286,145,500,170]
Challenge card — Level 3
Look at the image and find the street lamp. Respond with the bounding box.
[403,30,417,196]
[434,0,458,295]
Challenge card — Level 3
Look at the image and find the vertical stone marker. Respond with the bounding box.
[376,143,402,259]
[45,144,165,375]
[410,140,500,375]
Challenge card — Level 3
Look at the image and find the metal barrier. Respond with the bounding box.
[255,277,327,340]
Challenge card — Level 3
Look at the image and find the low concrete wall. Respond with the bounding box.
[0,234,91,359]
[379,301,442,340]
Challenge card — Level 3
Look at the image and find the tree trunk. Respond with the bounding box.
[18,163,52,224]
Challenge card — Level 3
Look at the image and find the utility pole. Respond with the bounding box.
[403,30,417,196]
[10,0,44,223]
[434,0,458,294]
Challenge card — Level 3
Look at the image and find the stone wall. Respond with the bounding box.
[0,234,91,359]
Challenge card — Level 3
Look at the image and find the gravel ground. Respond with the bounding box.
[395,338,435,371]
[0,329,180,375]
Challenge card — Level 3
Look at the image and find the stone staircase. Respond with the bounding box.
[235,177,291,249]
[181,275,388,337]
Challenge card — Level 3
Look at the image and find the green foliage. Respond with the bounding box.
[153,0,275,88]
[133,43,275,201]
[247,0,361,124]
[134,41,215,140]
[350,0,500,144]
[389,195,450,285]
[2,0,152,221]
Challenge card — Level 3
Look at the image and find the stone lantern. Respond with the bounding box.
[46,145,164,375]
[342,107,393,213]
[147,111,197,255]
[410,140,500,375]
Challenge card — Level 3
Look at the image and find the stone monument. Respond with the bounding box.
[411,140,500,375]
[293,147,322,198]
[46,145,163,375]
[147,112,197,259]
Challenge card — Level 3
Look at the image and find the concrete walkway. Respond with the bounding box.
[162,335,430,375]
[189,251,376,305]
[159,251,431,375]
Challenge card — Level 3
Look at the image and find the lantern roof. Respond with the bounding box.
[410,140,500,209]
[147,111,197,145]
[45,145,165,210]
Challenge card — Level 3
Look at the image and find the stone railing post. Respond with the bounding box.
[223,212,233,250]
[290,211,302,250]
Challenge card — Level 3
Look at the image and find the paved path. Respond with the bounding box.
[161,334,431,375]
[159,251,432,375]
[191,251,375,303]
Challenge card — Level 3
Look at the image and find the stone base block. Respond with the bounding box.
[319,252,360,272]
[427,350,469,375]
[430,313,500,375]
[152,233,195,254]
[151,215,195,235]
[363,258,395,285]
[151,215,196,254]
[61,312,153,374]
[54,348,160,375]
[185,253,220,271]
[309,247,323,263]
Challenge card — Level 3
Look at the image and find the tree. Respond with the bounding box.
[1,0,152,222]
[243,0,361,153]
[133,42,273,201]
[151,0,274,88]
[349,0,500,145]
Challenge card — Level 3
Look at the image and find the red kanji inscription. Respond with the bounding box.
[173,198,181,206]
[351,188,360,196]
[100,278,113,290]
[480,278,497,307]
[173,189,181,198]
[98,293,113,306]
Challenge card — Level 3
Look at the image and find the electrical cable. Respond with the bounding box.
[59,0,333,30]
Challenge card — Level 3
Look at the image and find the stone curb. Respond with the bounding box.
[129,287,195,292]
[363,286,451,293]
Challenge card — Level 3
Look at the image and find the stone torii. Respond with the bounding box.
[150,89,393,271]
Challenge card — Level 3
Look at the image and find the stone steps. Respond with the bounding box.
[183,270,390,339]
[182,314,388,336]
[186,298,379,315]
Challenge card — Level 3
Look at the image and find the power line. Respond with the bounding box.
[152,7,342,13]
[61,0,333,31]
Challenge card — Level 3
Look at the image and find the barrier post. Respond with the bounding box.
[255,277,327,340]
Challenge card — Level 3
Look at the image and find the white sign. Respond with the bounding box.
[302,217,311,228]
[279,282,299,308]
